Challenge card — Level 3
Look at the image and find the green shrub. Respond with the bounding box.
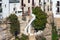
[32,7,47,30]
[7,14,20,37]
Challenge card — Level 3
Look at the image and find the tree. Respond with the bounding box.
[32,7,47,30]
[7,14,20,38]
[20,34,28,40]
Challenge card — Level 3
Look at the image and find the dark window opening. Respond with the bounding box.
[13,7,15,11]
[9,0,20,3]
[57,1,60,6]
[5,4,6,7]
[0,3,2,13]
[18,11,22,13]
[21,0,23,6]
[15,11,17,13]
[57,7,59,12]
[28,0,30,3]
[47,6,49,11]
[32,0,34,6]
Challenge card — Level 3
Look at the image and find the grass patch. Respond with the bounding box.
[52,26,58,40]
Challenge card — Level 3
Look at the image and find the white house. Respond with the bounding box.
[41,0,52,13]
[0,0,22,20]
[52,0,60,29]
[41,0,60,30]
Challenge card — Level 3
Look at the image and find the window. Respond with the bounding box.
[15,11,17,13]
[32,0,34,6]
[21,0,23,6]
[13,7,15,11]
[5,4,6,7]
[57,1,60,6]
[0,3,2,13]
[50,0,52,4]
[18,11,22,13]
[57,7,59,12]
[9,0,20,3]
[47,6,49,11]
[28,0,30,3]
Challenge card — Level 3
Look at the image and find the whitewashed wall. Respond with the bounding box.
[24,0,32,14]
[2,0,9,18]
[34,0,39,7]
[52,0,60,18]
[2,0,22,18]
[10,3,22,16]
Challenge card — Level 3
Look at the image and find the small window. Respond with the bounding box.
[13,7,15,11]
[0,15,2,19]
[47,6,49,11]
[57,7,59,12]
[57,1,60,6]
[5,4,6,7]
[28,0,30,3]
[32,0,34,6]
[18,11,22,13]
[15,11,17,13]
[0,3,2,13]
[9,0,20,3]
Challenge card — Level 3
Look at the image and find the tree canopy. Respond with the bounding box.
[32,7,47,30]
[8,14,20,36]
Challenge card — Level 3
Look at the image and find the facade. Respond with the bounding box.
[0,0,40,20]
[0,0,22,20]
[52,0,60,30]
[41,0,60,30]
[41,0,52,13]
[21,0,40,16]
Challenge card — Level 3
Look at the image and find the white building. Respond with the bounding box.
[21,0,40,16]
[52,0,60,30]
[0,0,40,20]
[41,0,60,30]
[0,0,22,20]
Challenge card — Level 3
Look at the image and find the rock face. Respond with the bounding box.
[43,13,52,40]
[0,23,12,40]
